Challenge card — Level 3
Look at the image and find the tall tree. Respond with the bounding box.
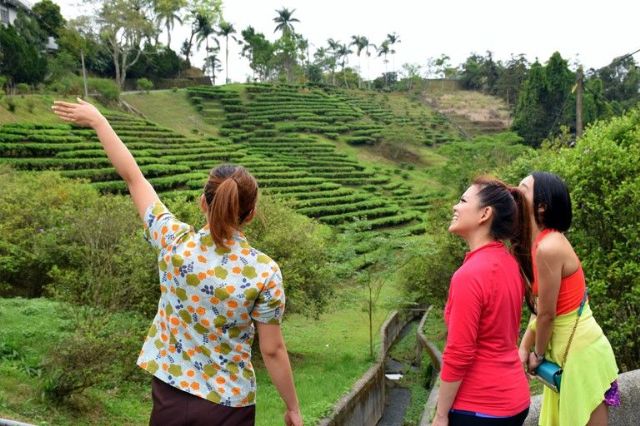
[204,49,222,84]
[153,0,185,49]
[273,7,299,36]
[385,32,400,74]
[240,26,274,81]
[0,25,47,85]
[512,61,550,146]
[92,0,157,88]
[350,35,368,88]
[313,46,332,84]
[335,43,352,88]
[495,54,529,107]
[377,41,391,86]
[31,0,66,37]
[180,0,222,67]
[327,38,341,85]
[217,21,236,83]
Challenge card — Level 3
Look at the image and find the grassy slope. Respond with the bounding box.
[0,94,95,125]
[0,284,400,425]
[121,90,221,137]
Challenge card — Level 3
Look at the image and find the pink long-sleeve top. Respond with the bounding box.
[441,241,530,416]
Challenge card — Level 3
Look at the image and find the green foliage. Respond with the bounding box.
[45,194,159,315]
[31,0,66,37]
[16,83,30,94]
[245,196,335,318]
[0,24,47,85]
[432,132,533,193]
[503,107,640,370]
[88,78,120,103]
[0,167,159,314]
[136,77,154,93]
[398,202,466,308]
[4,96,17,112]
[42,306,147,402]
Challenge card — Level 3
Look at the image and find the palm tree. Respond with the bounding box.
[195,13,215,52]
[327,38,341,86]
[204,51,222,85]
[273,7,299,36]
[377,41,391,86]
[217,21,237,84]
[336,43,352,88]
[386,32,401,75]
[350,35,368,88]
[154,0,185,49]
[314,47,330,84]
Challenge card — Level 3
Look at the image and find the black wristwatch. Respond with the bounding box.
[533,351,545,362]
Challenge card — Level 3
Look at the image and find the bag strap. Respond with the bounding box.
[560,288,589,367]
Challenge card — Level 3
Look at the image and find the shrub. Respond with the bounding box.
[398,201,466,308]
[16,83,30,95]
[136,78,154,93]
[4,96,16,112]
[88,78,120,103]
[42,307,148,402]
[25,97,35,113]
[245,196,335,318]
[49,74,83,96]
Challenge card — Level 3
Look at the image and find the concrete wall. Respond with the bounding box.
[318,310,421,426]
[416,307,443,426]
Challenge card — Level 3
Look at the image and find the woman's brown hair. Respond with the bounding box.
[473,177,535,313]
[203,164,258,247]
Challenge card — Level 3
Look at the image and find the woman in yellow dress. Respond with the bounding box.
[518,172,619,426]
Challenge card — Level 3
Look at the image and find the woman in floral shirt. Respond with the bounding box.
[52,99,302,426]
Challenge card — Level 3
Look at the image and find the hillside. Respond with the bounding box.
[423,88,512,137]
[0,86,466,240]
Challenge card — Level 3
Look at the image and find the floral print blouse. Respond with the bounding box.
[136,201,285,407]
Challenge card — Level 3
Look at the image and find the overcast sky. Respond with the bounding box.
[53,0,640,83]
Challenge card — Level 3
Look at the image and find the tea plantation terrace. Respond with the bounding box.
[0,110,425,234]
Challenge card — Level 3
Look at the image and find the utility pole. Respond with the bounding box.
[576,66,584,139]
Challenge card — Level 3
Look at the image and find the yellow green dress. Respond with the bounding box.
[530,303,619,425]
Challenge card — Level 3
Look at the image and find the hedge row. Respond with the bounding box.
[297,199,389,217]
[319,206,401,225]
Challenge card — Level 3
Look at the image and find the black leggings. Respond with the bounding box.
[449,407,529,426]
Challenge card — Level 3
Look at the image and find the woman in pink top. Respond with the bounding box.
[434,178,531,426]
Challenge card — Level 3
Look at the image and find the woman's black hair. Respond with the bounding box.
[531,171,572,232]
[474,177,535,313]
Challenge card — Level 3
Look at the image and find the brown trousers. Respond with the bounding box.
[149,377,255,426]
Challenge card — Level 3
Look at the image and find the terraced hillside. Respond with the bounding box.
[186,84,463,230]
[1,86,456,237]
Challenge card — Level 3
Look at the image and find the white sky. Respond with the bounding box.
[54,0,640,83]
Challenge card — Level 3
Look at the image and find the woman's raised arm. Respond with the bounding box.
[52,98,158,219]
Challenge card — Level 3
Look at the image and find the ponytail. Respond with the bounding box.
[203,164,258,248]
[509,187,536,314]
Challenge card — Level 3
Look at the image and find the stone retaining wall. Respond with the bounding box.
[318,310,421,426]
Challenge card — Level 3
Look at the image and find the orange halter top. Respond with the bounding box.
[532,229,586,315]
